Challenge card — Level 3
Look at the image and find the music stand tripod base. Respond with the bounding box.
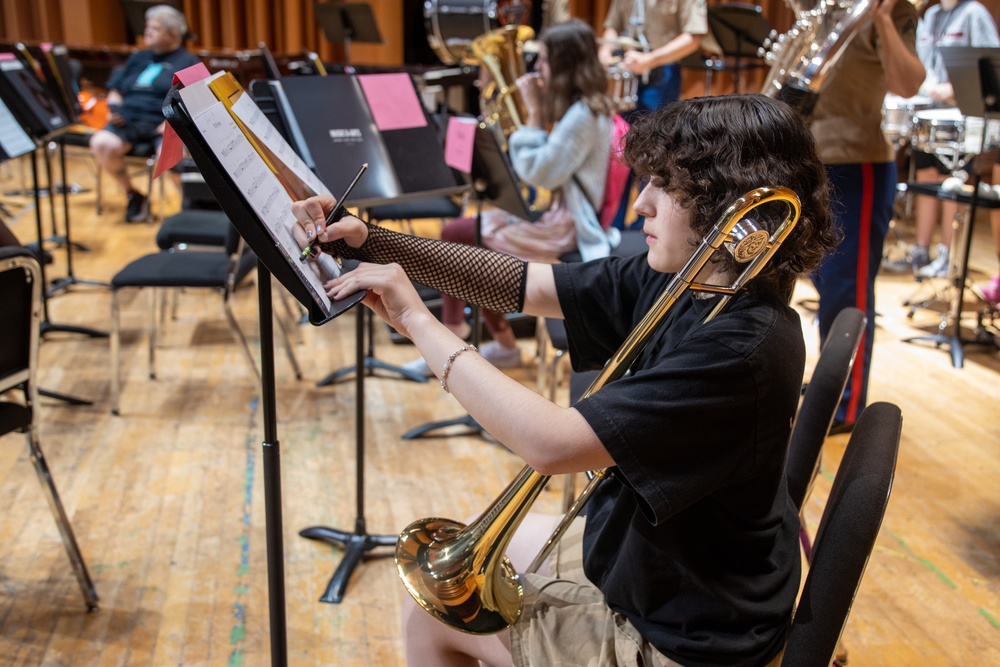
[299,524,396,603]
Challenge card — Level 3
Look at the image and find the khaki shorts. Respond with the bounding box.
[509,518,786,667]
[509,518,684,667]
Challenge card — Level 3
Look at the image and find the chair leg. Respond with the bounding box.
[548,349,566,403]
[222,294,261,385]
[26,427,99,611]
[111,289,121,415]
[95,164,102,215]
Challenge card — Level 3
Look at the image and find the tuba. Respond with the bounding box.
[395,186,802,635]
[759,0,878,117]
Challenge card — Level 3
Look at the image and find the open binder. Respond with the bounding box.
[163,71,365,325]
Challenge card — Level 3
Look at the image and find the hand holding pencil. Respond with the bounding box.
[299,162,367,261]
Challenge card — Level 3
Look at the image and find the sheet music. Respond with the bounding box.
[180,94,333,315]
[228,92,332,200]
[0,96,35,159]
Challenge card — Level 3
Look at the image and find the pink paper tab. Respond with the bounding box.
[173,62,211,86]
[155,64,212,179]
[444,116,477,174]
[358,73,427,131]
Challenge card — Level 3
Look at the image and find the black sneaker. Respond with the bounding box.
[125,191,148,222]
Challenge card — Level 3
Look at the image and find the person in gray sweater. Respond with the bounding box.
[411,18,619,373]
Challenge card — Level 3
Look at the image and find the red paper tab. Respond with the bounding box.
[154,63,213,179]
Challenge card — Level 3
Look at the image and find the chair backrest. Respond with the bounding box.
[786,307,866,511]
[783,401,901,667]
[0,246,40,394]
[599,113,631,229]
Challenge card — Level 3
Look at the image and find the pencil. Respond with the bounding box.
[300,162,368,260]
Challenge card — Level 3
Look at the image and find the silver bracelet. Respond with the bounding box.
[440,344,478,393]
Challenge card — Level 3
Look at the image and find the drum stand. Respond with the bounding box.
[902,177,1000,367]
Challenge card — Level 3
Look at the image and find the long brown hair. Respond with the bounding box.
[540,19,615,121]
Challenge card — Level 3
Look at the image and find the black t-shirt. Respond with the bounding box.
[553,255,803,667]
[107,47,200,131]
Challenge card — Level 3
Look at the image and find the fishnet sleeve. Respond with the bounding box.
[318,224,528,313]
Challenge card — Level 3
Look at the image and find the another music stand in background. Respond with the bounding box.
[314,2,383,65]
[705,3,771,93]
[903,46,1000,367]
[403,123,534,441]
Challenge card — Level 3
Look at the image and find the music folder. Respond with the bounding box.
[941,46,1000,117]
[249,72,467,209]
[163,71,365,325]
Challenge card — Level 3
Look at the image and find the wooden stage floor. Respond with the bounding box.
[0,149,997,666]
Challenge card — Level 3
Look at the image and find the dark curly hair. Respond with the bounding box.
[540,18,615,120]
[622,94,840,297]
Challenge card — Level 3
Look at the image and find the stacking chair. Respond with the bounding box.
[782,401,902,666]
[786,307,866,558]
[109,221,273,414]
[0,246,99,610]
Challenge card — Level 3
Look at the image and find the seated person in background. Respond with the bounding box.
[984,165,1000,303]
[89,4,198,222]
[899,0,999,277]
[409,18,619,374]
[292,93,840,667]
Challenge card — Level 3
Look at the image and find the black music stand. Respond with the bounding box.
[164,81,366,665]
[0,57,107,344]
[706,3,771,93]
[902,47,1000,367]
[403,123,533,440]
[314,2,384,65]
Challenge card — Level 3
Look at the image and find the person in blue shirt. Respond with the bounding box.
[88,5,198,222]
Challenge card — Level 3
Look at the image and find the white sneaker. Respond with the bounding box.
[479,341,522,369]
[400,357,433,378]
[917,243,949,279]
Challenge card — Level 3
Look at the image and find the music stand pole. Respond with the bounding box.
[402,180,489,440]
[27,147,97,406]
[47,138,108,297]
[256,265,288,666]
[300,297,397,604]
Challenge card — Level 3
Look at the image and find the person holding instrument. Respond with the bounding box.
[292,94,838,667]
[88,4,198,222]
[408,19,619,373]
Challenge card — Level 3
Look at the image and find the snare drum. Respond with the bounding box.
[607,63,637,112]
[881,94,931,145]
[911,108,966,155]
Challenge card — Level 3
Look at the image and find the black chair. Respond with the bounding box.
[109,221,288,414]
[783,401,902,666]
[786,307,866,558]
[0,246,99,610]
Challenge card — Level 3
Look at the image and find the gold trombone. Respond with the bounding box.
[395,186,802,635]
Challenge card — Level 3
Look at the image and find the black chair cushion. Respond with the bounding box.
[59,129,95,148]
[112,251,234,289]
[0,401,31,436]
[156,210,231,250]
[368,197,462,221]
